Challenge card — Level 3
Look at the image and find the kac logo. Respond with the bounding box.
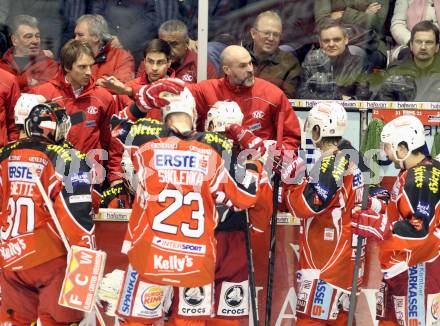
[252,110,265,119]
[87,106,98,115]
[225,285,244,307]
[183,287,204,306]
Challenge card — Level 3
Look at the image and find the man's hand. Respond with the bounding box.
[136,78,185,112]
[97,76,132,96]
[365,2,382,14]
[225,124,266,156]
[330,11,344,20]
[351,208,391,241]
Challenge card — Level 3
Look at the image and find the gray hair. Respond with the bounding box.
[159,20,189,39]
[76,14,112,44]
[10,15,39,35]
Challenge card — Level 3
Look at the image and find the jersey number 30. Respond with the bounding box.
[153,189,204,238]
[1,197,35,240]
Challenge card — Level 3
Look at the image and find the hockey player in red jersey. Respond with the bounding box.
[162,100,273,326]
[0,102,97,325]
[352,115,440,325]
[109,89,260,325]
[283,102,368,325]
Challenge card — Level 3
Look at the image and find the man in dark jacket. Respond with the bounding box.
[297,19,370,100]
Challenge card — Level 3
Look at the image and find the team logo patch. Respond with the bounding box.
[252,110,265,119]
[181,73,194,82]
[87,106,98,114]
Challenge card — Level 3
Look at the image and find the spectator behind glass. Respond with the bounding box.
[245,10,301,98]
[297,19,370,100]
[314,0,389,70]
[90,0,157,65]
[0,15,59,92]
[74,14,135,84]
[391,0,440,46]
[136,19,217,83]
[377,20,440,102]
[98,38,173,118]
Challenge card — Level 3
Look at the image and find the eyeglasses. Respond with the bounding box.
[413,39,436,46]
[255,29,281,39]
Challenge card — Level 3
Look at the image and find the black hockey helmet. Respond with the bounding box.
[24,102,71,144]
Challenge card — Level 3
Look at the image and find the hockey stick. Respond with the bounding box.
[264,110,285,326]
[244,210,259,325]
[30,167,106,326]
[341,140,370,326]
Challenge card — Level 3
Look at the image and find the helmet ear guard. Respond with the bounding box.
[204,100,244,132]
[24,102,71,144]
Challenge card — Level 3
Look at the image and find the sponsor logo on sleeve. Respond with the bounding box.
[217,281,249,317]
[178,284,212,316]
[427,293,440,325]
[310,279,334,320]
[131,282,164,319]
[117,265,138,316]
[407,264,426,326]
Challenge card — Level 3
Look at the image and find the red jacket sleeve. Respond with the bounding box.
[100,94,124,183]
[207,60,217,79]
[113,50,135,83]
[6,76,20,142]
[276,94,301,151]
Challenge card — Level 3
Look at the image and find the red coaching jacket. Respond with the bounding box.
[29,71,123,183]
[0,70,20,146]
[0,48,59,92]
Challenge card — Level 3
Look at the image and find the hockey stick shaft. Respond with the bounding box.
[244,210,259,325]
[347,182,369,326]
[30,167,106,326]
[265,110,285,326]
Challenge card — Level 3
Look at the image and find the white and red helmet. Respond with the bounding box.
[381,115,425,162]
[304,102,347,143]
[161,87,197,128]
[204,100,244,132]
[14,93,46,125]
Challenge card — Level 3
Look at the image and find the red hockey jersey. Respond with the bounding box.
[112,117,258,287]
[285,152,365,291]
[0,140,96,270]
[379,158,440,279]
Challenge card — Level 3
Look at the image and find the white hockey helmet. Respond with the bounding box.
[381,115,425,162]
[304,102,347,144]
[161,87,197,127]
[14,94,46,125]
[204,100,244,132]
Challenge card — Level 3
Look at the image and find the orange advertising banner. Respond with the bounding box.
[59,245,107,312]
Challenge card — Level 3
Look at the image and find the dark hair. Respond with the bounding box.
[60,39,94,71]
[398,142,429,156]
[318,19,348,38]
[410,20,440,44]
[143,39,172,59]
[159,20,189,40]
